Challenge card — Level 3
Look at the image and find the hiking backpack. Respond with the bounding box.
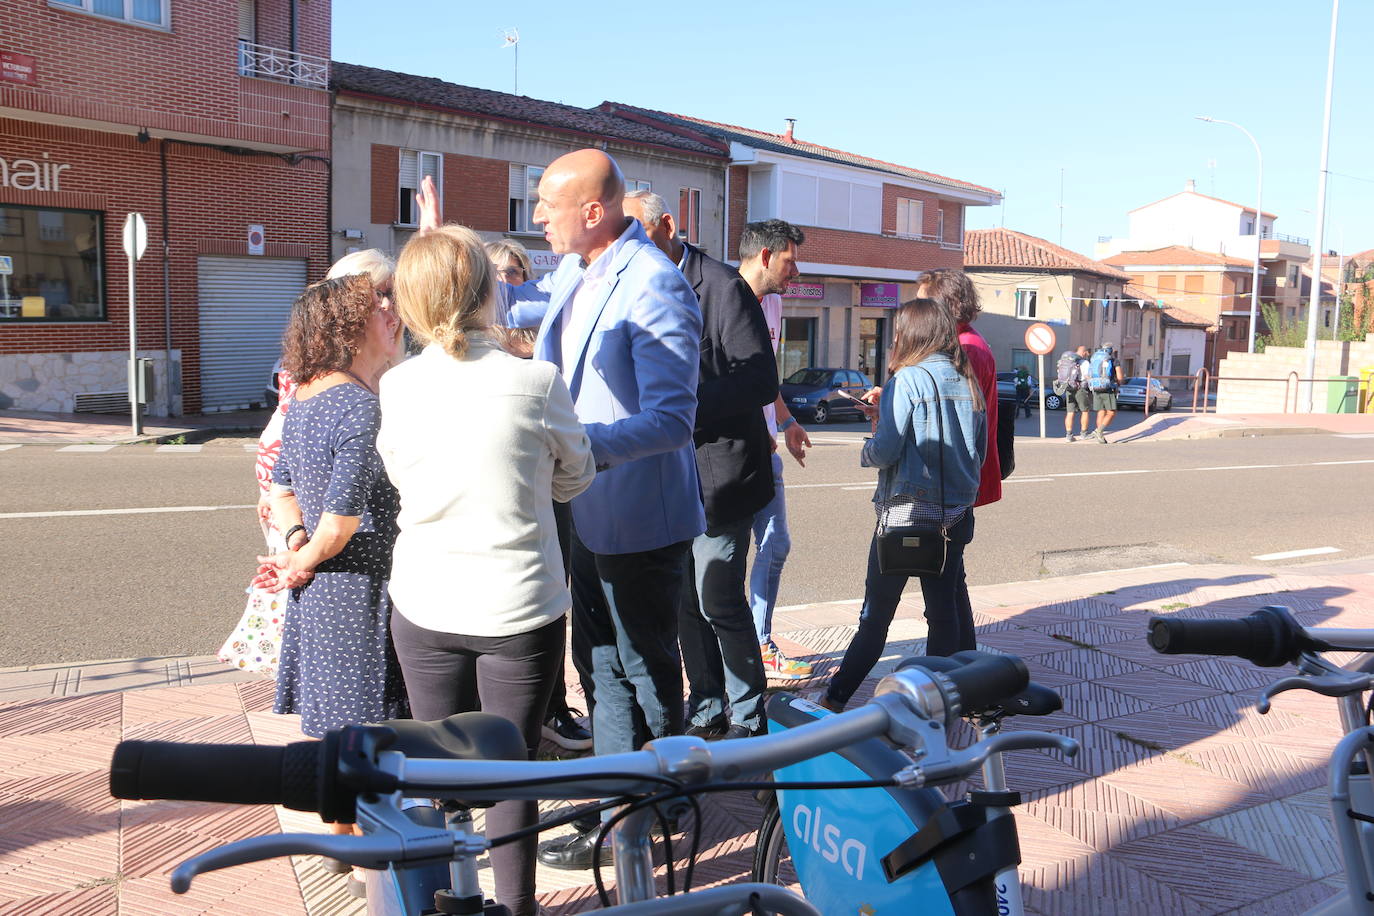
[1087,349,1115,391]
[1053,352,1082,395]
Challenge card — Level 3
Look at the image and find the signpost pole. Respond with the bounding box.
[122,213,148,437]
[1038,352,1046,439]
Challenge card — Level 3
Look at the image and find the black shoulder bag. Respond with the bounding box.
[875,367,949,577]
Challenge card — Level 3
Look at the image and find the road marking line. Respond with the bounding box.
[807,437,865,444]
[243,443,260,452]
[785,481,876,490]
[1312,459,1374,466]
[841,485,872,491]
[0,504,256,520]
[1253,547,1341,561]
[1004,477,1054,483]
[1335,434,1374,439]
[1196,464,1282,471]
[1048,469,1154,478]
[0,445,19,452]
[57,444,116,452]
[155,444,203,453]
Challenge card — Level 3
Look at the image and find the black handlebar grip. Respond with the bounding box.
[1147,606,1300,667]
[940,652,1029,717]
[110,740,326,813]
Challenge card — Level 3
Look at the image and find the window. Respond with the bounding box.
[936,208,945,242]
[50,0,168,28]
[508,163,544,234]
[0,205,105,322]
[1158,274,1177,295]
[1226,321,1238,340]
[626,179,651,192]
[895,198,923,237]
[1147,316,1155,346]
[777,169,879,233]
[397,150,441,227]
[1242,217,1255,236]
[678,188,701,245]
[1014,288,1037,319]
[1183,274,1204,296]
[1111,297,1119,323]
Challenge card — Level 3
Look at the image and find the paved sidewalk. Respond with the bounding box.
[2,558,1373,914]
[1113,409,1374,442]
[0,408,270,445]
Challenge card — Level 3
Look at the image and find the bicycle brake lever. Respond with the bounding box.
[170,833,410,893]
[894,730,1079,788]
[1256,673,1374,714]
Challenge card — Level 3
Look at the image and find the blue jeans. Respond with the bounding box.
[568,526,689,755]
[679,517,768,732]
[749,453,791,644]
[827,510,976,706]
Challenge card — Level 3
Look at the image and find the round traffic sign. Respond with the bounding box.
[1024,321,1056,356]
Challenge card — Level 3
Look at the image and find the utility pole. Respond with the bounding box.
[1303,0,1339,413]
[1057,168,1065,246]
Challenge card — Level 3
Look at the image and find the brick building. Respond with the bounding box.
[329,63,728,276]
[597,107,1001,381]
[1,0,331,415]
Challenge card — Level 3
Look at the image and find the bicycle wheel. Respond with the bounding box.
[751,798,799,891]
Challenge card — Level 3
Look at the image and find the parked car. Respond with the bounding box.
[266,357,283,408]
[995,371,1064,410]
[1118,376,1173,411]
[780,367,874,424]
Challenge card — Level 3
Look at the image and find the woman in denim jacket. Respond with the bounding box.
[820,298,987,711]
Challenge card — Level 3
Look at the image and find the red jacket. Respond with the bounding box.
[959,323,1001,508]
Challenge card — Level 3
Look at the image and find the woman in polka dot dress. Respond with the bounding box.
[254,273,408,739]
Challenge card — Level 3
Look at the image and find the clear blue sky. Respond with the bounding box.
[333,0,1374,259]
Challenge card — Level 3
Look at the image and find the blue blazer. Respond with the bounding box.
[533,221,706,555]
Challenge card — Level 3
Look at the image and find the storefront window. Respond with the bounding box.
[859,317,885,381]
[0,205,104,322]
[779,317,815,379]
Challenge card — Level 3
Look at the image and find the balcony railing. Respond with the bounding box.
[1275,232,1310,246]
[237,40,329,89]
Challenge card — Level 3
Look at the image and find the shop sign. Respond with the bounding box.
[0,152,70,191]
[859,282,900,308]
[0,52,36,86]
[783,282,825,300]
[530,250,562,274]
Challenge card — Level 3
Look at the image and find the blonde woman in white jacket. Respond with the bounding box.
[377,225,595,916]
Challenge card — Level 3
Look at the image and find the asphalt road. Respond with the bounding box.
[3,416,1371,666]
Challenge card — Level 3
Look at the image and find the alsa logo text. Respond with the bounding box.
[790,804,868,878]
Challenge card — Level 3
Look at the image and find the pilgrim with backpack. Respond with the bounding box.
[1087,343,1122,443]
[1054,346,1093,442]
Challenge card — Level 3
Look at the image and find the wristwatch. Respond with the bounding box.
[778,417,797,432]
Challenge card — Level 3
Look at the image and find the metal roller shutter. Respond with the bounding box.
[197,256,306,411]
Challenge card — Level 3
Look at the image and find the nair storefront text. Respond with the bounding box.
[0,152,70,191]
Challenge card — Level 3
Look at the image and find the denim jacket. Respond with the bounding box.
[861,353,987,509]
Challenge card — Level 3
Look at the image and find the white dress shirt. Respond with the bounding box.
[377,335,596,637]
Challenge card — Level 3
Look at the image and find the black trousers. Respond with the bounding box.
[390,611,564,916]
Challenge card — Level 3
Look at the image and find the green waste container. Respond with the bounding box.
[1361,367,1374,413]
[1328,376,1359,414]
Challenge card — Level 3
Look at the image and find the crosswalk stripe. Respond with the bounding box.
[0,445,19,452]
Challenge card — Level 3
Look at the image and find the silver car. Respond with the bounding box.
[1118,377,1172,411]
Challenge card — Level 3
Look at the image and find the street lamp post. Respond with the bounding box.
[1304,0,1340,412]
[1196,116,1263,354]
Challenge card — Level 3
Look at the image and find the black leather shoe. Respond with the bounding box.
[538,825,610,871]
[721,723,764,740]
[684,717,729,740]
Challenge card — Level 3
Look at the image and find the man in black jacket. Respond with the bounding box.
[625,190,778,741]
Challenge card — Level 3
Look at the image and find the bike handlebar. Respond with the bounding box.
[111,738,324,811]
[1147,606,1304,667]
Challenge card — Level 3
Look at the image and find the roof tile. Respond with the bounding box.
[331,62,727,158]
[964,228,1130,281]
[599,104,999,197]
[1103,246,1253,269]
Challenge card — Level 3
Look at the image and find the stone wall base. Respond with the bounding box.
[0,350,184,417]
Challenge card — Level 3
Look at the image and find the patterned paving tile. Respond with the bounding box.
[122,713,254,745]
[1024,778,1183,850]
[1094,666,1227,709]
[0,885,118,915]
[1098,754,1271,823]
[0,828,119,902]
[1187,739,1327,802]
[1153,656,1285,694]
[975,626,1087,659]
[1191,787,1342,881]
[1025,722,1158,779]
[1032,646,1150,684]
[1111,824,1321,913]
[0,727,120,780]
[122,684,246,724]
[1055,680,1154,720]
[1020,848,1196,916]
[0,693,121,736]
[119,863,307,915]
[1212,879,1346,916]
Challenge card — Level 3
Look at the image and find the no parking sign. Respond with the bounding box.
[1023,322,1056,438]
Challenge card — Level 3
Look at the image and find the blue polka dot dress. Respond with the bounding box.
[272,382,408,737]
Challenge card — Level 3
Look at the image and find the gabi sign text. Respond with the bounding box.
[0,152,70,192]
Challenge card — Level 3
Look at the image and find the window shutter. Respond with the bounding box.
[398,150,418,190]
[509,163,526,200]
[420,152,441,184]
[238,0,256,40]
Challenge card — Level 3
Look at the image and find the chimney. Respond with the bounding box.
[783,118,796,143]
[1185,179,1196,192]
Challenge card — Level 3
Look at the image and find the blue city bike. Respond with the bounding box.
[752,652,1068,916]
[108,650,1075,916]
